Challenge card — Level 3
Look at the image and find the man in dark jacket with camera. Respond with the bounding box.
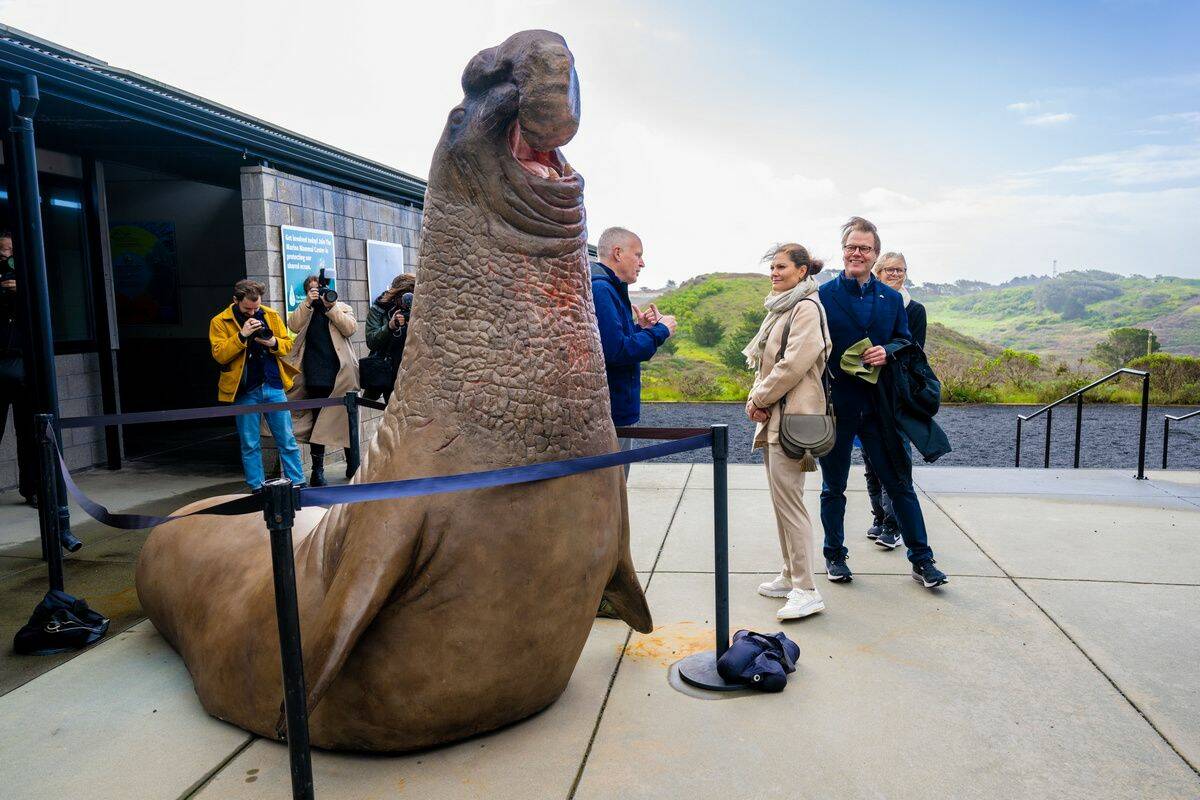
[0,231,36,506]
[590,227,676,467]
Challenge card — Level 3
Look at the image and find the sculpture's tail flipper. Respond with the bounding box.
[601,485,653,633]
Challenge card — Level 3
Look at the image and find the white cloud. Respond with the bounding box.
[1023,112,1077,126]
[1006,101,1041,112]
[860,187,921,210]
[1033,143,1200,186]
[1149,111,1200,128]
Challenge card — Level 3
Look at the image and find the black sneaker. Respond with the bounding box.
[875,527,902,550]
[866,519,882,540]
[912,560,948,588]
[825,559,853,582]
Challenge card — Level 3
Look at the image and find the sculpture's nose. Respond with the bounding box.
[512,33,580,152]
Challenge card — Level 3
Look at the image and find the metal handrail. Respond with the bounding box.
[1162,408,1200,469]
[1015,368,1150,479]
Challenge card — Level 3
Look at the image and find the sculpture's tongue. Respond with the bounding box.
[508,122,561,179]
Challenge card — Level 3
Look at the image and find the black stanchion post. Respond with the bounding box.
[34,415,64,593]
[675,425,737,691]
[262,479,315,800]
[344,391,360,478]
[711,424,729,658]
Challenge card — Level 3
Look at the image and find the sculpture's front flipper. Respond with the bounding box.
[601,483,653,633]
[285,502,426,731]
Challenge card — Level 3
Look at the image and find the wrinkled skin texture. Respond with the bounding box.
[135,30,651,752]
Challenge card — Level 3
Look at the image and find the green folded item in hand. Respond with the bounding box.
[840,337,880,384]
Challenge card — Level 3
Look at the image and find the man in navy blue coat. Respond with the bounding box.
[590,227,676,471]
[817,217,948,589]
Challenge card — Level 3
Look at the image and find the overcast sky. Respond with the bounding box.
[3,0,1198,286]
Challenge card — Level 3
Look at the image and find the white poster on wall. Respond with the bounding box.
[366,239,408,301]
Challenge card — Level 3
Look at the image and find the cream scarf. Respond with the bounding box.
[741,277,818,371]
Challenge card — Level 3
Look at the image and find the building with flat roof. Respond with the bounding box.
[0,25,429,484]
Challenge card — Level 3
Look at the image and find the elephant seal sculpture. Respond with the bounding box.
[135,29,652,752]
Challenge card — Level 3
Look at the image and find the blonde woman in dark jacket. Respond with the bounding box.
[744,243,833,619]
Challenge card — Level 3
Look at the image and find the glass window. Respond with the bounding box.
[0,172,95,348]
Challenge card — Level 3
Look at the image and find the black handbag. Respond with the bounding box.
[775,298,837,460]
[358,353,395,400]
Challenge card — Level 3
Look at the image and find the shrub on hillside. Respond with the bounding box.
[1093,327,1160,368]
[718,309,762,371]
[984,349,1041,389]
[1128,353,1200,404]
[691,314,724,346]
[656,336,677,356]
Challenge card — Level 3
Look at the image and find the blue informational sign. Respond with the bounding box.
[366,239,408,302]
[280,225,336,313]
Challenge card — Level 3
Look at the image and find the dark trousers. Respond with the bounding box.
[0,358,37,499]
[305,384,333,460]
[819,408,933,565]
[863,450,898,530]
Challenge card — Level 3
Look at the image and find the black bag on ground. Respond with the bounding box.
[358,354,395,400]
[13,589,110,655]
[716,629,800,692]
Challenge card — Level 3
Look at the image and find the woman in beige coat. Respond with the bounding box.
[743,243,832,620]
[286,275,360,486]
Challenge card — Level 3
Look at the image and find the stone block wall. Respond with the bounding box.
[239,165,424,459]
[0,353,104,491]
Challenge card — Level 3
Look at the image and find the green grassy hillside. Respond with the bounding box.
[641,274,1007,402]
[915,272,1200,360]
[638,271,1199,404]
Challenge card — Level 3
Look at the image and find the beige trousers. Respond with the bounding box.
[762,444,816,591]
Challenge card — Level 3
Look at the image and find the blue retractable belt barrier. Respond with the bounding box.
[300,434,710,507]
[51,432,264,528]
[59,396,345,429]
[51,426,711,531]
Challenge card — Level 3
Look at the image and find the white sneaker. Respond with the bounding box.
[757,573,792,598]
[777,589,825,620]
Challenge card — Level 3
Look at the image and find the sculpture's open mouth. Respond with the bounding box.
[508,121,574,181]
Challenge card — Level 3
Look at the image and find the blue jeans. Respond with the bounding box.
[234,385,305,490]
[819,408,933,565]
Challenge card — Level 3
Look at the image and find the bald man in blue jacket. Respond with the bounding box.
[590,227,676,472]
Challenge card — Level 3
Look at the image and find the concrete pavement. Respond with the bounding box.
[1,463,1197,799]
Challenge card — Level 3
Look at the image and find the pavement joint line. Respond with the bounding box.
[566,463,693,800]
[178,734,257,800]
[1148,479,1200,510]
[919,486,1200,779]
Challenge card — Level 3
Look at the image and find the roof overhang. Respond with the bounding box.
[0,25,427,205]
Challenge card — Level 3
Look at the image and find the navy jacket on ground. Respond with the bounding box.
[591,262,670,426]
[818,273,912,417]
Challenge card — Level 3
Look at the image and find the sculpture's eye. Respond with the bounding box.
[448,108,467,126]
